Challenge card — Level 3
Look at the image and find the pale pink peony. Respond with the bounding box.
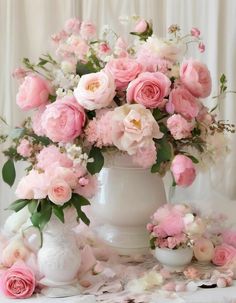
[134,19,148,33]
[32,105,46,136]
[0,263,36,299]
[212,244,236,266]
[222,230,236,248]
[64,18,81,34]
[127,72,171,108]
[152,204,173,223]
[17,139,32,158]
[74,71,116,110]
[105,58,142,90]
[41,96,85,142]
[167,114,194,140]
[48,179,72,205]
[170,87,200,119]
[193,238,215,262]
[16,75,51,111]
[131,141,157,168]
[47,166,78,189]
[74,175,98,199]
[180,59,212,98]
[111,104,163,155]
[190,27,201,37]
[80,21,96,40]
[36,146,72,171]
[160,213,185,236]
[171,155,196,187]
[1,240,30,268]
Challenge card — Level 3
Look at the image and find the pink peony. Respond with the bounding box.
[74,71,116,110]
[48,179,72,205]
[190,27,201,37]
[171,155,196,187]
[80,21,96,40]
[134,19,148,33]
[36,146,72,171]
[105,57,142,90]
[193,238,215,262]
[32,105,46,136]
[74,175,98,199]
[170,87,200,119]
[222,230,236,248]
[17,139,32,158]
[152,204,173,223]
[0,263,36,299]
[167,114,194,140]
[160,213,185,236]
[131,141,157,168]
[41,96,85,142]
[127,72,171,108]
[47,167,78,189]
[180,59,212,98]
[64,18,81,34]
[16,75,51,111]
[212,244,236,266]
[111,104,163,155]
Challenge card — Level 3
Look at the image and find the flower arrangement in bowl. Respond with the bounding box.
[147,203,206,270]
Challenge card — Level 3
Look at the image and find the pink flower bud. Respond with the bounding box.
[198,42,205,53]
[134,19,148,33]
[191,27,201,37]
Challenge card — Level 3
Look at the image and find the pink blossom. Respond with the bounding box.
[80,21,96,40]
[222,230,236,248]
[127,72,171,108]
[167,236,179,249]
[47,167,78,189]
[51,30,68,44]
[153,226,167,238]
[134,19,148,33]
[165,101,175,114]
[146,223,154,232]
[160,213,185,236]
[32,105,46,136]
[170,87,200,119]
[98,42,111,55]
[0,263,35,299]
[12,67,27,80]
[131,141,157,168]
[48,179,72,205]
[152,204,173,223]
[212,244,236,266]
[17,139,32,158]
[193,238,215,262]
[171,155,196,187]
[167,114,194,140]
[74,71,116,110]
[16,75,51,111]
[198,42,205,53]
[64,18,81,34]
[74,175,98,199]
[1,239,30,268]
[41,96,85,142]
[190,27,201,37]
[180,59,212,98]
[105,58,142,90]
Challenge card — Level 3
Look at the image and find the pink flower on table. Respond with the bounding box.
[167,114,194,140]
[212,244,236,266]
[80,21,96,40]
[131,141,157,168]
[198,42,205,53]
[134,19,148,33]
[64,18,81,34]
[190,27,201,37]
[170,87,200,119]
[41,96,85,143]
[171,155,196,187]
[111,104,163,155]
[74,71,116,110]
[180,59,212,98]
[16,75,51,111]
[193,238,215,262]
[36,146,72,171]
[222,230,236,248]
[105,58,142,90]
[152,204,172,223]
[74,175,98,199]
[127,72,171,109]
[1,239,29,268]
[17,139,32,158]
[167,236,179,249]
[0,263,35,299]
[32,105,46,136]
[48,179,72,205]
[160,213,184,236]
[153,226,167,238]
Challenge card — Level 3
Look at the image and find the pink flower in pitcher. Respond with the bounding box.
[132,141,157,168]
[167,114,194,140]
[48,179,72,205]
[64,18,81,34]
[171,155,196,187]
[32,105,46,136]
[134,19,148,33]
[80,21,96,40]
[160,213,184,236]
[212,244,236,266]
[17,139,32,158]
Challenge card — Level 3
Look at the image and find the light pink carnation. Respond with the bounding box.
[131,142,157,168]
[212,244,236,266]
[74,175,98,199]
[180,59,212,98]
[170,87,200,119]
[167,114,194,140]
[105,58,142,90]
[80,21,96,40]
[171,155,196,187]
[64,18,81,34]
[41,96,85,142]
[17,139,32,157]
[32,105,46,136]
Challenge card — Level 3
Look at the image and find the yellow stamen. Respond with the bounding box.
[86,80,100,92]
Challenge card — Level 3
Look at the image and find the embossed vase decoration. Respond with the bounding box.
[92,154,167,255]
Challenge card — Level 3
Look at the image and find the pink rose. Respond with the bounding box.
[64,18,81,34]
[111,104,163,155]
[32,105,46,136]
[80,21,96,40]
[134,19,148,33]
[167,114,194,140]
[17,139,32,158]
[16,75,51,111]
[222,230,236,248]
[180,59,212,98]
[190,27,201,37]
[127,72,171,108]
[170,87,200,119]
[48,179,72,205]
[41,96,85,142]
[74,71,116,110]
[105,58,142,90]
[131,141,157,168]
[193,238,215,262]
[160,213,184,236]
[212,244,236,266]
[171,155,196,187]
[0,263,36,299]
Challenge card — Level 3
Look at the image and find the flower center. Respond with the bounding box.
[131,119,141,129]
[86,80,100,92]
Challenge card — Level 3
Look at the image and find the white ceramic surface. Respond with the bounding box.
[154,247,193,271]
[92,154,167,255]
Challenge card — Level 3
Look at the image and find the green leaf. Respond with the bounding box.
[151,163,161,173]
[28,200,38,214]
[48,94,57,102]
[52,205,65,223]
[79,210,90,225]
[87,147,104,175]
[2,159,16,186]
[76,61,97,76]
[8,199,28,212]
[71,193,90,206]
[71,195,90,226]
[10,128,26,140]
[151,137,173,174]
[30,134,51,146]
[153,108,166,121]
[150,237,157,250]
[186,155,199,164]
[30,201,52,230]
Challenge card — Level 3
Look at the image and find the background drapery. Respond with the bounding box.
[0,0,235,224]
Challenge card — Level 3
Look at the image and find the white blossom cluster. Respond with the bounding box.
[64,143,94,167]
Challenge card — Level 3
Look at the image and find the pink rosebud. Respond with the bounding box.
[48,179,72,205]
[191,27,201,37]
[80,21,96,40]
[134,19,148,33]
[171,155,196,187]
[212,244,236,266]
[17,139,32,158]
[12,67,27,80]
[198,42,205,53]
[165,101,175,114]
[64,18,81,34]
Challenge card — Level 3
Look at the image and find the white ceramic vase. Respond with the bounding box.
[92,153,167,255]
[154,247,193,272]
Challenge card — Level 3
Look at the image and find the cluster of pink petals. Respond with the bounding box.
[17,139,33,158]
[171,155,196,187]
